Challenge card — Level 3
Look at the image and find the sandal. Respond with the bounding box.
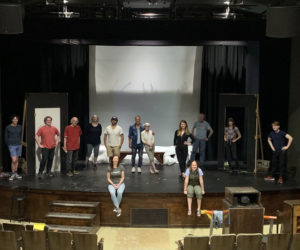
[197,209,201,217]
[188,210,192,216]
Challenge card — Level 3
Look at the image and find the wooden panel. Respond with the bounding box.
[266,234,291,250]
[21,231,47,250]
[73,233,99,250]
[290,233,300,250]
[0,231,18,250]
[210,234,236,250]
[48,231,73,250]
[236,234,262,250]
[225,187,261,205]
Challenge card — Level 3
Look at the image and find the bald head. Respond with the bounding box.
[70,117,79,126]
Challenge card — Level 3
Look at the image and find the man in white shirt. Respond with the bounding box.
[104,117,124,160]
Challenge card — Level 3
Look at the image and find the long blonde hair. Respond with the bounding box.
[177,120,190,136]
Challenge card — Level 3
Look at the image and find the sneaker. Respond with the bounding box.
[131,167,136,173]
[116,208,122,217]
[67,171,73,177]
[46,172,54,177]
[264,176,275,181]
[15,173,22,180]
[93,163,97,168]
[187,210,192,216]
[137,167,142,173]
[37,173,43,179]
[197,209,201,217]
[113,208,118,213]
[73,170,79,175]
[278,177,283,184]
[9,173,16,181]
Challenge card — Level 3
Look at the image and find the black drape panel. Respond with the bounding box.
[200,45,247,160]
[0,43,89,170]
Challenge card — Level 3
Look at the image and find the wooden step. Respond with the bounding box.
[51,201,99,208]
[45,212,96,227]
[47,224,99,233]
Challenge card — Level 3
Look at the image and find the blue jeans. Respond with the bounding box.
[108,183,125,208]
[191,139,206,163]
[131,144,143,167]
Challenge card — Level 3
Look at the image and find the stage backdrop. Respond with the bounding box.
[89,46,202,149]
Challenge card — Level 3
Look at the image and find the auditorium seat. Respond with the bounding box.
[21,230,47,250]
[210,234,236,250]
[183,236,209,250]
[73,232,103,250]
[264,233,291,250]
[290,233,300,250]
[2,223,25,240]
[48,231,73,250]
[236,233,263,250]
[0,231,18,250]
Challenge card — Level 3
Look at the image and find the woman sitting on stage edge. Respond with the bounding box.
[107,155,125,217]
[184,160,205,217]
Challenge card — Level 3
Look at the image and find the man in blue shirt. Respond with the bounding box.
[129,115,144,173]
[264,121,293,184]
[191,113,214,164]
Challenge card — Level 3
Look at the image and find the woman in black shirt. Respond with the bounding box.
[85,115,102,167]
[174,120,194,179]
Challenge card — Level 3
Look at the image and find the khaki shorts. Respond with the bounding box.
[187,185,202,199]
[106,145,121,157]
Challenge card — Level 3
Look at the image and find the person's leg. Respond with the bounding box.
[194,185,202,216]
[108,185,119,208]
[66,150,73,174]
[279,151,286,178]
[187,185,194,214]
[271,152,278,177]
[182,147,188,171]
[131,146,137,167]
[231,142,238,167]
[39,148,49,174]
[190,139,200,161]
[116,183,125,207]
[225,142,231,166]
[176,147,185,175]
[199,139,206,163]
[93,144,100,165]
[85,144,93,165]
[137,144,143,168]
[145,145,154,173]
[72,150,79,173]
[46,148,55,174]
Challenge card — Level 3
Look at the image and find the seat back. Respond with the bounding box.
[184,236,209,250]
[210,234,236,250]
[25,224,34,231]
[0,231,18,250]
[290,233,300,250]
[48,231,73,250]
[265,234,290,250]
[236,233,263,250]
[73,232,99,250]
[21,230,47,250]
[2,223,25,239]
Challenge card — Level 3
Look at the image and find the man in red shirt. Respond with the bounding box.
[35,116,60,178]
[63,117,82,177]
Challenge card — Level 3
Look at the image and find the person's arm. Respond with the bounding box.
[141,132,148,146]
[55,128,60,146]
[128,126,132,148]
[106,171,115,186]
[282,134,293,150]
[63,137,67,152]
[151,133,155,147]
[224,128,227,142]
[35,134,44,148]
[116,170,125,189]
[207,128,213,141]
[120,134,124,148]
[199,175,205,195]
[183,176,189,195]
[267,137,275,151]
[173,131,177,147]
[104,133,107,147]
[233,128,242,143]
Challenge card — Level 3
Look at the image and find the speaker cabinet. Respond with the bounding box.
[266,6,300,38]
[0,3,23,34]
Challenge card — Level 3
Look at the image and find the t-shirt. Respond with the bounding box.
[193,120,211,139]
[107,165,125,184]
[141,130,154,145]
[4,124,22,146]
[85,123,102,145]
[185,168,204,177]
[268,130,287,152]
[36,126,60,149]
[104,125,123,147]
[225,126,239,141]
[64,125,82,150]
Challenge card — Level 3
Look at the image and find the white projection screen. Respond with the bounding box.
[89,46,203,149]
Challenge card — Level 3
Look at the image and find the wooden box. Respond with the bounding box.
[281,200,300,234]
[225,187,261,206]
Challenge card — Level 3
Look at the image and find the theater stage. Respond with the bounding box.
[0,164,300,227]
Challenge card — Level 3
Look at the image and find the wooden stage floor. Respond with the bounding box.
[0,164,300,227]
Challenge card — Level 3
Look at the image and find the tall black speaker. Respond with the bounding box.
[266,6,300,38]
[0,3,23,34]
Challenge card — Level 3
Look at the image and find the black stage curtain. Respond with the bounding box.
[0,43,89,170]
[200,45,247,161]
